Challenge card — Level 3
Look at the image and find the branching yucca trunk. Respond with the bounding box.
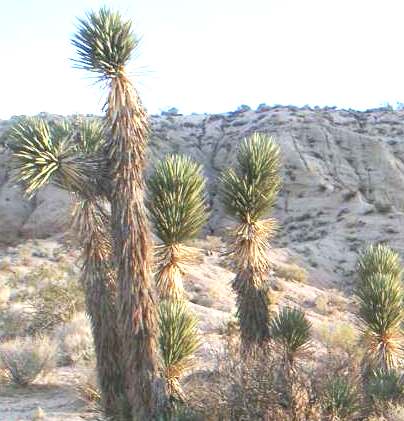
[106,74,166,418]
[73,200,129,416]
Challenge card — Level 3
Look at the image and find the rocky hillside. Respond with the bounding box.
[2,106,404,285]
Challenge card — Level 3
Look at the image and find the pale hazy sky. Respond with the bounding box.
[1,0,404,119]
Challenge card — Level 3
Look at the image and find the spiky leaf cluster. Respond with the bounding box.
[357,244,402,283]
[356,272,403,369]
[322,377,361,420]
[158,300,200,400]
[148,154,207,245]
[72,7,137,78]
[366,369,403,404]
[11,117,106,198]
[220,133,280,224]
[269,307,312,364]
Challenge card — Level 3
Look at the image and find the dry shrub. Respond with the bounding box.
[0,284,10,307]
[0,302,33,338]
[0,336,57,385]
[274,262,308,283]
[184,337,321,420]
[55,312,94,365]
[76,369,102,404]
[368,404,404,421]
[26,280,85,334]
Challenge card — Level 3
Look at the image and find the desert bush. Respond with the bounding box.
[318,322,359,355]
[0,284,10,307]
[55,312,94,365]
[0,302,33,338]
[183,337,322,421]
[76,369,102,404]
[314,294,331,315]
[0,336,57,385]
[321,376,361,420]
[274,262,308,283]
[26,280,85,334]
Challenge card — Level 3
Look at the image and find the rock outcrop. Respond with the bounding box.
[2,106,404,283]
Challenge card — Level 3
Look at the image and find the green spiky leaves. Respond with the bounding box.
[72,7,137,78]
[11,117,106,199]
[11,118,61,197]
[355,244,404,371]
[270,307,312,365]
[357,243,402,283]
[220,132,281,224]
[356,272,403,369]
[158,300,200,400]
[322,377,361,420]
[148,154,208,245]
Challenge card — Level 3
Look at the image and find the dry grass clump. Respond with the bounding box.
[0,302,33,338]
[0,283,10,307]
[55,312,94,365]
[0,336,57,386]
[274,262,308,283]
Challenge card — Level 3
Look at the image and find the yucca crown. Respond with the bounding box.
[72,7,137,78]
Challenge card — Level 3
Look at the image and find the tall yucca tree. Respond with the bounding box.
[10,118,127,415]
[355,244,404,372]
[220,132,281,351]
[72,9,167,418]
[147,154,208,300]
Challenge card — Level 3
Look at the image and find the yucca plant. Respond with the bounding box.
[220,132,281,351]
[148,154,208,300]
[322,377,361,421]
[73,8,167,418]
[158,300,200,402]
[10,117,128,416]
[270,307,312,421]
[366,368,403,406]
[270,307,312,374]
[357,243,402,283]
[355,244,403,372]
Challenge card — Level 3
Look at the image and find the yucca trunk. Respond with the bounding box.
[106,74,166,418]
[73,200,129,416]
[231,220,274,352]
[155,243,201,300]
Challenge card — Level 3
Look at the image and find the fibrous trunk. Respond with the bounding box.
[106,74,166,419]
[231,220,274,352]
[73,199,129,417]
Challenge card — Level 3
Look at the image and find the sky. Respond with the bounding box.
[1,0,404,119]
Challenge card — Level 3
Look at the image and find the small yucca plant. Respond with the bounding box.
[322,377,361,421]
[366,369,403,406]
[355,245,403,371]
[158,300,200,401]
[270,307,312,373]
[148,154,207,300]
[220,132,281,350]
